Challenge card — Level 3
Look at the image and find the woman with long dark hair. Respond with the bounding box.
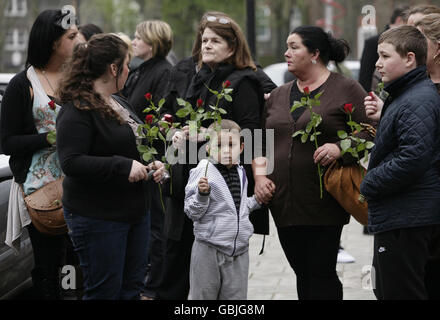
[56,34,166,300]
[1,9,81,299]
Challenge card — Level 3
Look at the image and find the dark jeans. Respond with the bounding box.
[277,225,343,300]
[157,214,194,300]
[64,208,149,300]
[27,223,70,299]
[373,225,440,300]
[142,185,166,299]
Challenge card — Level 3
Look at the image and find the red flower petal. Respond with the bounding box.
[197,99,203,108]
[369,92,375,98]
[163,114,173,123]
[304,87,310,95]
[144,93,152,101]
[344,103,353,114]
[145,114,154,124]
[48,100,56,110]
[223,80,231,88]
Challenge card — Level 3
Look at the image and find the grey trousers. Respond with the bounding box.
[188,240,249,300]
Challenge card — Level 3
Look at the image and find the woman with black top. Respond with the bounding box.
[157,12,273,300]
[121,20,173,300]
[1,9,81,299]
[56,34,166,300]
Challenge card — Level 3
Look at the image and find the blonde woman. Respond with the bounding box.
[122,20,173,119]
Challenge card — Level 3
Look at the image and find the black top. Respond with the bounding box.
[0,69,51,183]
[56,98,148,222]
[122,56,172,120]
[215,164,241,214]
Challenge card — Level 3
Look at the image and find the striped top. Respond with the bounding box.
[215,164,241,215]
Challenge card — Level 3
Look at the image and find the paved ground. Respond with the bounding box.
[247,215,376,300]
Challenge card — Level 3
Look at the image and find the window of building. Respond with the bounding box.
[5,29,27,51]
[257,5,271,42]
[5,0,28,17]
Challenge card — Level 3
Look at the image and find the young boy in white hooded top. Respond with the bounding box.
[184,120,261,300]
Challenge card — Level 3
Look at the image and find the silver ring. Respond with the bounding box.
[326,155,331,159]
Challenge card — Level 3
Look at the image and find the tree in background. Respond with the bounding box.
[161,0,245,60]
[80,0,141,36]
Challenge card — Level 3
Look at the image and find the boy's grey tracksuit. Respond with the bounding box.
[184,159,261,300]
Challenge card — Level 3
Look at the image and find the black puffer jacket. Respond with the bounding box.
[360,66,440,234]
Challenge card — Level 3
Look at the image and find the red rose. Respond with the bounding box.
[144,93,152,101]
[304,87,310,95]
[145,114,154,124]
[369,92,375,98]
[344,103,353,114]
[48,100,56,111]
[197,99,203,108]
[222,80,231,88]
[163,114,173,124]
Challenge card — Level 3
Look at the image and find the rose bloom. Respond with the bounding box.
[223,80,231,88]
[48,100,56,111]
[304,87,310,95]
[144,93,152,101]
[163,114,173,124]
[145,114,154,124]
[197,99,203,108]
[344,103,353,114]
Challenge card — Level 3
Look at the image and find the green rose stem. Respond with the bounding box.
[291,88,324,199]
[312,125,324,199]
[138,95,171,214]
[203,81,232,178]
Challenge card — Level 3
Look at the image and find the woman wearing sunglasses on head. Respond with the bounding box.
[156,11,275,300]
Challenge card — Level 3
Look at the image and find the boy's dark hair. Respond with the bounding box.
[390,6,409,24]
[26,9,74,69]
[79,23,103,41]
[379,26,427,67]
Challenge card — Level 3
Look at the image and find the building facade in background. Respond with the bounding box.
[1,0,68,73]
[2,0,440,73]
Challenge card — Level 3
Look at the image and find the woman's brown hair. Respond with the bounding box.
[196,13,256,71]
[58,33,128,123]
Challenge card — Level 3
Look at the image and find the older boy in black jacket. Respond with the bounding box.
[360,26,440,300]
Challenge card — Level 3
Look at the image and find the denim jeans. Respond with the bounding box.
[64,208,149,300]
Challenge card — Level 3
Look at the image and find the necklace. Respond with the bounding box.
[41,70,56,95]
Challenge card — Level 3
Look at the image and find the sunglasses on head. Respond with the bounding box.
[205,16,230,25]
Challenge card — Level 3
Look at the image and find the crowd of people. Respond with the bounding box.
[1,3,440,300]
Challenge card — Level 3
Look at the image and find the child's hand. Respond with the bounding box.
[198,177,210,194]
[365,92,383,122]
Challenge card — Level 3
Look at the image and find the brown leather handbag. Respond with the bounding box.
[324,161,368,226]
[22,177,67,235]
